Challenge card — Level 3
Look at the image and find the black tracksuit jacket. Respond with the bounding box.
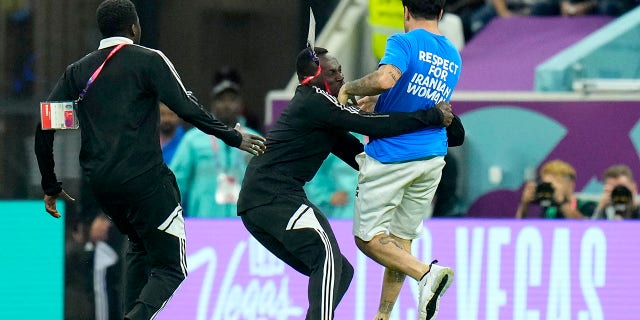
[237,84,452,213]
[35,41,240,195]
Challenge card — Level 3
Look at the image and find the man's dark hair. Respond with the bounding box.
[96,0,138,38]
[296,47,328,81]
[402,0,446,20]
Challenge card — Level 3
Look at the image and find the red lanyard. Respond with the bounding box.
[209,135,219,152]
[300,64,322,85]
[299,64,333,95]
[77,43,126,102]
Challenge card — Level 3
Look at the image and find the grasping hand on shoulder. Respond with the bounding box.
[235,123,266,156]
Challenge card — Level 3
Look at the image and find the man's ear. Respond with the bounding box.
[404,6,411,22]
[130,23,138,38]
[439,9,444,21]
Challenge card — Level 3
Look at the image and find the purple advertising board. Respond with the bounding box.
[157,218,640,320]
[452,99,640,217]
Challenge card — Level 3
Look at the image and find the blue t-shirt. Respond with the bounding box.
[365,29,462,163]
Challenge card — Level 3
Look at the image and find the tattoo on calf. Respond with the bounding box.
[379,236,404,250]
[379,300,395,314]
[390,269,406,283]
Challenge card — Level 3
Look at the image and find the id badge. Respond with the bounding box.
[215,173,240,204]
[40,101,79,130]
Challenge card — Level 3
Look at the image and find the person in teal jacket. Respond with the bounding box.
[305,133,364,219]
[170,78,259,218]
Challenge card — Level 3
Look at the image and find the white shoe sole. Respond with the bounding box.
[424,267,454,320]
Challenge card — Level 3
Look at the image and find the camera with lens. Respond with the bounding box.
[610,184,633,214]
[534,181,555,207]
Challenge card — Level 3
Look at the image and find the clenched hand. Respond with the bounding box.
[436,101,453,127]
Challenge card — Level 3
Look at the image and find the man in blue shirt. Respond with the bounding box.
[171,79,259,218]
[338,0,462,319]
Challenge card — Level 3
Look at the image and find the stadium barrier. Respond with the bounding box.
[158,218,640,320]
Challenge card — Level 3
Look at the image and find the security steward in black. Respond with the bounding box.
[237,46,456,320]
[33,1,265,320]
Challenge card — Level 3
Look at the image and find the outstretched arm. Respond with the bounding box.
[149,51,265,155]
[315,97,452,138]
[329,131,364,170]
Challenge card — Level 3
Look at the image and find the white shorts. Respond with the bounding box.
[353,152,445,241]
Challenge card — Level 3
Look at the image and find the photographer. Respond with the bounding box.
[592,164,640,220]
[516,160,595,219]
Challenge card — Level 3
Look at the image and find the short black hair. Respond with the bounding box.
[296,47,328,81]
[402,0,446,20]
[96,0,138,38]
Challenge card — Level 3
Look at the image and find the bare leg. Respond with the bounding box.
[370,234,412,319]
[356,234,429,281]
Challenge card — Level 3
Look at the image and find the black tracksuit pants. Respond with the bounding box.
[240,195,354,320]
[92,165,187,320]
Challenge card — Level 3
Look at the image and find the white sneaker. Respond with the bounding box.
[418,260,454,320]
